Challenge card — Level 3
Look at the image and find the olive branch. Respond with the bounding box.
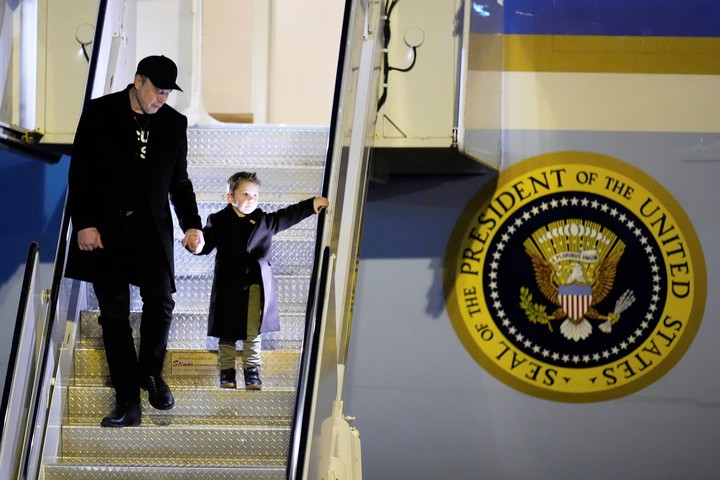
[519,287,554,332]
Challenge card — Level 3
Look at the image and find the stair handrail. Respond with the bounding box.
[15,195,73,480]
[0,243,42,480]
[288,0,383,477]
[286,0,355,473]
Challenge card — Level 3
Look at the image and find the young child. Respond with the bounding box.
[198,171,329,389]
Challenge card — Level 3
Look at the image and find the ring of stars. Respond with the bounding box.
[487,194,661,366]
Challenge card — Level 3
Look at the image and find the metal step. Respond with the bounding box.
[67,385,295,425]
[84,274,313,312]
[186,126,329,164]
[57,424,289,464]
[189,165,324,198]
[170,235,317,277]
[176,208,318,234]
[44,464,285,479]
[186,202,323,228]
[79,310,307,350]
[72,348,301,387]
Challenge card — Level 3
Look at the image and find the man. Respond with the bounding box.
[65,55,205,427]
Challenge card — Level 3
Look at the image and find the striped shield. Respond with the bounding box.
[558,284,593,321]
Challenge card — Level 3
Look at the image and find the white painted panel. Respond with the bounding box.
[502,72,720,133]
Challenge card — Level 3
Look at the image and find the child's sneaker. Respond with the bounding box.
[243,367,262,390]
[219,368,236,389]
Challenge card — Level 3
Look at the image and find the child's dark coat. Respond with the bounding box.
[199,198,316,340]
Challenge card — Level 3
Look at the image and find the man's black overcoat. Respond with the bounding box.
[64,85,202,291]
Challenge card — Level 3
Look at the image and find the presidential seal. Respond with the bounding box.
[445,152,706,402]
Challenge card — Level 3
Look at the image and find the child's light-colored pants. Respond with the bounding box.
[218,284,262,370]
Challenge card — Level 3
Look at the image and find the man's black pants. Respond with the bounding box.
[93,210,175,405]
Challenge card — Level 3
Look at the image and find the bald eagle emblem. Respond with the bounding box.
[520,220,636,341]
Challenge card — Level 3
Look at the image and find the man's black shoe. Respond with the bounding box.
[141,374,175,410]
[101,403,141,428]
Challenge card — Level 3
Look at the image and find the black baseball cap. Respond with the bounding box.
[136,55,183,91]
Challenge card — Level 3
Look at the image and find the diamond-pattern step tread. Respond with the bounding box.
[68,385,295,423]
[44,464,285,479]
[72,348,301,384]
[59,424,289,462]
[179,203,320,234]
[84,275,312,311]
[170,238,317,277]
[79,310,307,348]
[189,165,323,195]
[187,125,329,161]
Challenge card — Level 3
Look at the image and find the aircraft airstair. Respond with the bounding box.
[41,126,328,479]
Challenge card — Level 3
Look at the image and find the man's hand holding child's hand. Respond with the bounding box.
[182,228,205,254]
